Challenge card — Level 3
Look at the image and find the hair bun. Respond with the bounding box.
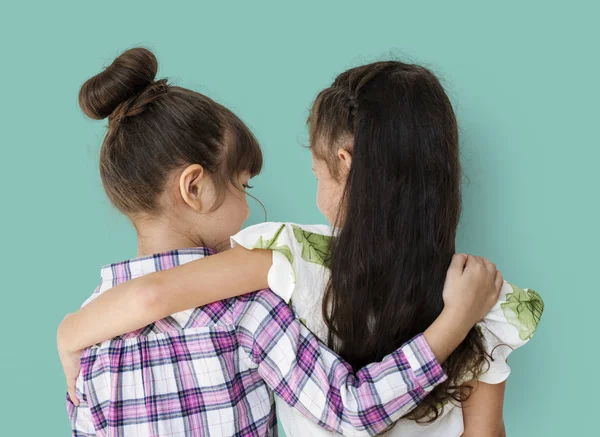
[79,47,158,120]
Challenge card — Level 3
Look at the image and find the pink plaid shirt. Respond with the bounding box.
[67,248,446,436]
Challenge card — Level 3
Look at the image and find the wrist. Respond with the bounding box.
[424,308,472,364]
[442,304,477,334]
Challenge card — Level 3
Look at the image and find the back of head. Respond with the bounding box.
[79,48,262,216]
[310,61,487,422]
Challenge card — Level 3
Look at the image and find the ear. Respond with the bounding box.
[179,164,207,211]
[337,148,353,172]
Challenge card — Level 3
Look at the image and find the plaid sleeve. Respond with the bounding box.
[234,290,447,436]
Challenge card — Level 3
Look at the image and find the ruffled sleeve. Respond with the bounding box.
[231,222,334,304]
[476,282,544,384]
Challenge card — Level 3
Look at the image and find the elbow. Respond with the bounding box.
[497,423,506,437]
[493,420,506,437]
[57,313,75,352]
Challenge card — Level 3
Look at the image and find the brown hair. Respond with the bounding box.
[310,61,488,424]
[79,47,262,216]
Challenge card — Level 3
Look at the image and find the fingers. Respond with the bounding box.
[479,257,497,275]
[456,254,500,283]
[449,253,468,275]
[495,270,504,294]
[67,378,80,406]
[465,255,497,275]
[464,254,485,273]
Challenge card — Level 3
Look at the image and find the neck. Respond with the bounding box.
[134,217,202,258]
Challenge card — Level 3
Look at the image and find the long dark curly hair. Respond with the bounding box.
[309,61,489,424]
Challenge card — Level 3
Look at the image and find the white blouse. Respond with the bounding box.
[232,222,543,437]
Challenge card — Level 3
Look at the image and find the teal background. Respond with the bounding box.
[0,0,597,435]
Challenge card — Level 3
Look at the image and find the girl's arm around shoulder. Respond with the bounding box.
[58,246,272,352]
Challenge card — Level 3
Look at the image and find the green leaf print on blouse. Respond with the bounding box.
[501,284,544,341]
[291,225,332,268]
[251,224,294,267]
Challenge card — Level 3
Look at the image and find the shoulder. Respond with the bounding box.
[232,222,334,248]
[476,281,544,384]
[489,281,544,343]
[231,223,334,306]
[232,222,334,267]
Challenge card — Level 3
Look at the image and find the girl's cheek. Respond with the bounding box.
[225,194,248,235]
[243,198,250,222]
[316,184,335,224]
[316,183,326,215]
[235,195,249,225]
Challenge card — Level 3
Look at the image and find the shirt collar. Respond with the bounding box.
[99,247,215,287]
